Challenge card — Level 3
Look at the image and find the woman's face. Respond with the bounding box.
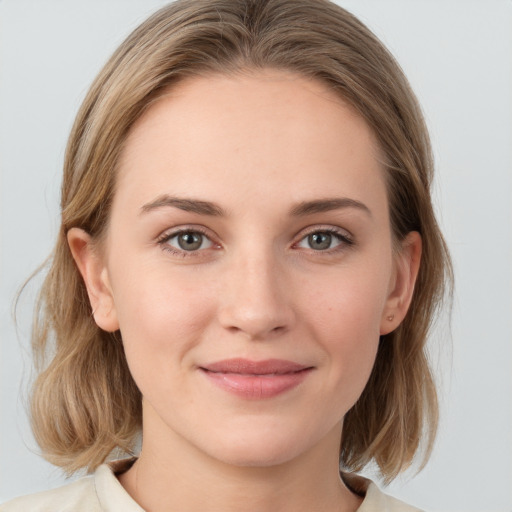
[70,70,420,467]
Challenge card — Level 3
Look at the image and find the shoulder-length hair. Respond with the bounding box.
[30,0,452,482]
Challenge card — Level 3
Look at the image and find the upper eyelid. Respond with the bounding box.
[155,224,353,247]
[293,224,353,241]
[156,225,216,242]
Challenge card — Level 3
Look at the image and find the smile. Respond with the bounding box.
[199,358,314,399]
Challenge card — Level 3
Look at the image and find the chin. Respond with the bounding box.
[212,443,299,468]
[200,423,317,468]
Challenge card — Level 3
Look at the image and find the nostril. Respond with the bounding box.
[219,314,290,340]
[216,270,295,338]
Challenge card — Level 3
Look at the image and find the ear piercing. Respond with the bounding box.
[386,315,394,321]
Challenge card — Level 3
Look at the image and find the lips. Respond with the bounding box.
[202,358,309,375]
[199,358,313,399]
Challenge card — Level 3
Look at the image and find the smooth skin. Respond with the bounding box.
[68,70,421,512]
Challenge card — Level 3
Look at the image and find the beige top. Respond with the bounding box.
[0,459,423,512]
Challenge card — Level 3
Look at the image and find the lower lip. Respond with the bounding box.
[201,369,312,399]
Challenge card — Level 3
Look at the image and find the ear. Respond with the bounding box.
[67,227,119,332]
[380,231,422,335]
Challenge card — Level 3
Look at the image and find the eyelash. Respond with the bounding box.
[293,226,355,254]
[156,226,354,257]
[156,227,216,258]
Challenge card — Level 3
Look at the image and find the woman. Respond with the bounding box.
[1,0,452,510]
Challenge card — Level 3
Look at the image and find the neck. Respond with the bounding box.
[118,411,362,512]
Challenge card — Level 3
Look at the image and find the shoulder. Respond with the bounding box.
[360,482,424,512]
[343,473,424,512]
[0,459,143,512]
[0,475,99,512]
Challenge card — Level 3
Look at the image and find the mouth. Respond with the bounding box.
[199,358,314,399]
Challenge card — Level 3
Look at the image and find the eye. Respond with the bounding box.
[295,229,353,251]
[159,230,214,253]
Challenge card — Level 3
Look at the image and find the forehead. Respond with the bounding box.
[115,70,387,215]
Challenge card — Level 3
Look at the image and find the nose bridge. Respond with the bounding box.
[218,242,294,339]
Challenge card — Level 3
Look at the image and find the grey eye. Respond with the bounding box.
[176,232,204,251]
[307,232,333,250]
[296,230,347,251]
[159,229,215,254]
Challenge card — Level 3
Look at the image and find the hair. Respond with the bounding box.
[29,0,452,482]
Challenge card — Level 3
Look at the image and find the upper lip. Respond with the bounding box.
[200,358,311,375]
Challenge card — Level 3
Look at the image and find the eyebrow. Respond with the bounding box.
[140,195,225,216]
[140,195,371,218]
[290,198,372,217]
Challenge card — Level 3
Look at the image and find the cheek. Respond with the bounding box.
[304,263,389,343]
[108,261,217,374]
[300,264,390,397]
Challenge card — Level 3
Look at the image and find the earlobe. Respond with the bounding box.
[380,231,422,335]
[67,228,119,332]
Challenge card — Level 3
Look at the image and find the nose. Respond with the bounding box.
[217,249,295,340]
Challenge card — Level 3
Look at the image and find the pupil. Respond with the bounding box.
[309,232,331,250]
[178,232,202,250]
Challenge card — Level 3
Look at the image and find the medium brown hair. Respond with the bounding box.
[30,0,452,481]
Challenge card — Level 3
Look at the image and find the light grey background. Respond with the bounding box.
[1,1,511,511]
